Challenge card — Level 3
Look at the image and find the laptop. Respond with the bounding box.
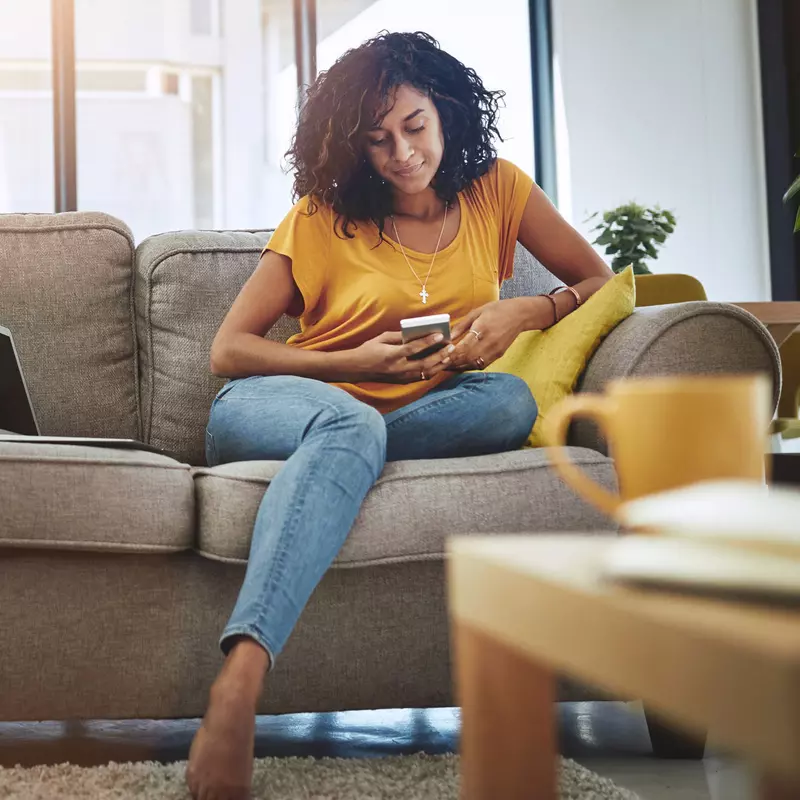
[0,324,174,458]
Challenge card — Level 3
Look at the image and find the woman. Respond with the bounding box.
[187,30,612,800]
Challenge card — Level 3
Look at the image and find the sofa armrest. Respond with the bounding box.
[571,302,782,453]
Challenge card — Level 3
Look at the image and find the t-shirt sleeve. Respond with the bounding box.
[492,158,534,283]
[262,195,332,319]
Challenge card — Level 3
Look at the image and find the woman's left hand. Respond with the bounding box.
[447,299,529,371]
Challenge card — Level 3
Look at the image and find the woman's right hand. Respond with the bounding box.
[350,331,454,383]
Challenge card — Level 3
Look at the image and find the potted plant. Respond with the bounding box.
[587,203,676,275]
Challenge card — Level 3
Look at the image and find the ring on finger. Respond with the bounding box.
[475,356,486,368]
[469,329,482,341]
[420,369,426,381]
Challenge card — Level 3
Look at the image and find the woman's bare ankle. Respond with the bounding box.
[211,637,270,706]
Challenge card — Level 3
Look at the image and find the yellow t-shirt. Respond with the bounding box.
[265,158,534,414]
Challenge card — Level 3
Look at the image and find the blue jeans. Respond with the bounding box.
[205,372,537,667]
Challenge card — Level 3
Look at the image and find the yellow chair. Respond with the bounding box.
[634,273,708,306]
[774,331,800,440]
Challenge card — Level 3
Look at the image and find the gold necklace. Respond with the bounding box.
[391,203,448,305]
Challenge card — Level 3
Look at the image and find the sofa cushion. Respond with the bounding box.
[0,442,194,553]
[502,244,563,299]
[134,230,300,467]
[0,212,139,439]
[193,448,618,565]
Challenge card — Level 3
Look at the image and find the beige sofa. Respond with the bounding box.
[0,212,780,722]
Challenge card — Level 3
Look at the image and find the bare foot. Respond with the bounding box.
[186,682,256,800]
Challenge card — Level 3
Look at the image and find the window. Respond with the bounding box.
[191,75,215,229]
[0,1,54,213]
[61,0,299,240]
[261,0,300,226]
[190,0,218,37]
[7,0,538,241]
[74,1,228,240]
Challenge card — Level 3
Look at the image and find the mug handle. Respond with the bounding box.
[545,394,622,517]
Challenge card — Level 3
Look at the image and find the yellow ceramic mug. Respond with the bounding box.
[545,374,772,518]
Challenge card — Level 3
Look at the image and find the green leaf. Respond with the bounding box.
[594,201,678,265]
[784,173,800,204]
[795,206,800,234]
[612,257,631,273]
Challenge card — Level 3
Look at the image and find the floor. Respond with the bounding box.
[0,702,755,799]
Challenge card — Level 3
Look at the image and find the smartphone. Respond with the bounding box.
[400,313,452,361]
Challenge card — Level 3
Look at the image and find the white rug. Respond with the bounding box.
[0,753,640,799]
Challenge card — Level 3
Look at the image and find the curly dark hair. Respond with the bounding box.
[284,31,505,238]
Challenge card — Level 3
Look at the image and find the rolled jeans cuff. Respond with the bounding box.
[220,625,278,673]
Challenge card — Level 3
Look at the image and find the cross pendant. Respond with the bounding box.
[420,286,429,304]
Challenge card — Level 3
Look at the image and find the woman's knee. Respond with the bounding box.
[484,373,538,444]
[329,402,387,464]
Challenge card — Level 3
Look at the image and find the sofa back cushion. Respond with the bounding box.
[503,244,562,299]
[0,212,139,439]
[135,229,556,465]
[135,230,300,464]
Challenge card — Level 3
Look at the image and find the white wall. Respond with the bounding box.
[553,0,770,302]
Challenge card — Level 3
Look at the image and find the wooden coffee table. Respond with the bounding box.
[732,302,800,347]
[448,535,800,800]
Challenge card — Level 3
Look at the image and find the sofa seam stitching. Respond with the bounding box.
[127,235,143,442]
[0,540,190,552]
[189,454,611,486]
[0,221,135,246]
[0,455,190,468]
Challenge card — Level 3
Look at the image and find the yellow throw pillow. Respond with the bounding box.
[487,266,635,447]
